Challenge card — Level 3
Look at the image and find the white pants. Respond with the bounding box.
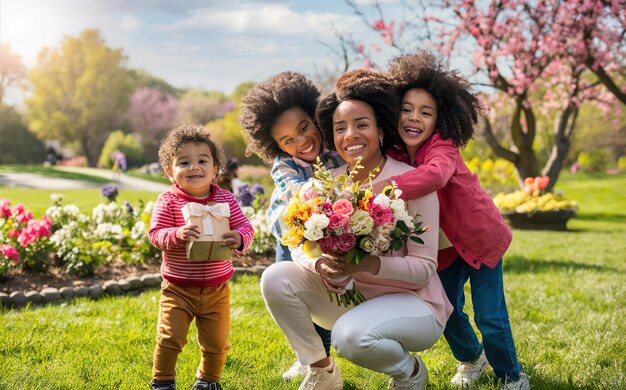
[260,261,444,378]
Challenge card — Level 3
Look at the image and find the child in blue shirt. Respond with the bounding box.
[239,71,343,380]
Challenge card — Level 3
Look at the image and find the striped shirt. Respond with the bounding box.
[149,183,254,287]
[266,150,344,241]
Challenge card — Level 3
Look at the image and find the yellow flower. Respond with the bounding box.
[302,240,322,258]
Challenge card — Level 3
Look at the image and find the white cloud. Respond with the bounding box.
[120,14,143,31]
[156,3,362,39]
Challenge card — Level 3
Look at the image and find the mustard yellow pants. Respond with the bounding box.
[152,280,230,382]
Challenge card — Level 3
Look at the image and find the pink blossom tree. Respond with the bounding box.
[127,87,178,161]
[340,0,625,190]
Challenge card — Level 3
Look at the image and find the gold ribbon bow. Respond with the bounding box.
[184,202,230,235]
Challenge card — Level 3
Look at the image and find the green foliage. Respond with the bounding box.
[177,89,230,124]
[618,155,626,171]
[577,149,611,173]
[208,111,264,166]
[230,81,256,108]
[127,68,181,97]
[0,105,46,164]
[97,130,144,169]
[26,29,133,166]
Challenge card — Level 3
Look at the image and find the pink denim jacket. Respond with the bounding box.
[387,134,512,270]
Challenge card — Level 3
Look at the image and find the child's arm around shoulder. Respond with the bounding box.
[223,189,254,253]
[391,137,459,200]
[270,154,313,202]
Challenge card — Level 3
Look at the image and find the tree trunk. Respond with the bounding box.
[542,105,579,192]
[509,100,539,186]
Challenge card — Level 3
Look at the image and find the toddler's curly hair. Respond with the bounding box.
[158,124,226,176]
[239,71,321,163]
[316,69,402,152]
[387,50,483,147]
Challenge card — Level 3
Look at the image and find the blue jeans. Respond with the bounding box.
[274,241,332,357]
[275,242,292,262]
[438,258,522,381]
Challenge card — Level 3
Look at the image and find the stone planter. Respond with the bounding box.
[502,209,577,231]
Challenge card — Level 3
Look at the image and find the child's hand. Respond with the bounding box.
[221,230,242,250]
[372,179,392,194]
[176,223,200,242]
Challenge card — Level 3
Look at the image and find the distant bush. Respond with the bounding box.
[465,156,518,194]
[577,149,611,173]
[617,156,626,172]
[98,130,144,169]
[0,105,46,164]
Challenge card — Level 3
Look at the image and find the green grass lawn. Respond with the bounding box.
[1,173,625,389]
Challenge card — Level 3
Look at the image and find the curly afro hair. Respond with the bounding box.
[387,50,483,148]
[158,124,226,177]
[316,69,402,153]
[239,71,321,163]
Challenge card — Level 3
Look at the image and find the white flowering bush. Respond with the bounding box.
[236,184,275,255]
[241,206,274,255]
[47,193,159,276]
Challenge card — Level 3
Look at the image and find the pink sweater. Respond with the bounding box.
[149,184,254,287]
[294,157,452,327]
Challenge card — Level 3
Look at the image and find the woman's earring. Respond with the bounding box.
[379,138,384,147]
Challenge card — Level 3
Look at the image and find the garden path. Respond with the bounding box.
[0,167,169,192]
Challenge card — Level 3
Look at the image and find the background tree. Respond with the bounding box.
[26,29,132,166]
[207,81,263,165]
[127,68,181,98]
[0,44,26,105]
[339,0,625,191]
[127,86,177,162]
[0,104,45,164]
[177,89,231,125]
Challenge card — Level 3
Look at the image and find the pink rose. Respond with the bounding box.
[332,199,354,216]
[336,233,356,253]
[302,189,322,202]
[319,236,337,253]
[328,213,349,231]
[369,203,395,225]
[321,202,333,216]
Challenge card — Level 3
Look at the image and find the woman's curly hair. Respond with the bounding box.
[387,50,483,148]
[239,71,321,163]
[158,124,226,177]
[316,69,402,153]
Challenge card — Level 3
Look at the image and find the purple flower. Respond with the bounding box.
[101,185,119,202]
[251,184,264,196]
[236,184,254,207]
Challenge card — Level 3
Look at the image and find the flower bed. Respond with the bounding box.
[493,176,578,231]
[1,183,276,283]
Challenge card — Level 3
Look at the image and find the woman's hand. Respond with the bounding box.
[314,255,353,294]
[176,222,200,241]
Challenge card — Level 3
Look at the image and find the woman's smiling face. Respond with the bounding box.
[270,107,322,163]
[332,99,384,170]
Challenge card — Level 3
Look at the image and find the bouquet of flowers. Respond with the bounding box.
[281,158,426,307]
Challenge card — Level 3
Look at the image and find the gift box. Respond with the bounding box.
[181,202,232,261]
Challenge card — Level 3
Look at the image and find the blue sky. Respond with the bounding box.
[1,0,410,104]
